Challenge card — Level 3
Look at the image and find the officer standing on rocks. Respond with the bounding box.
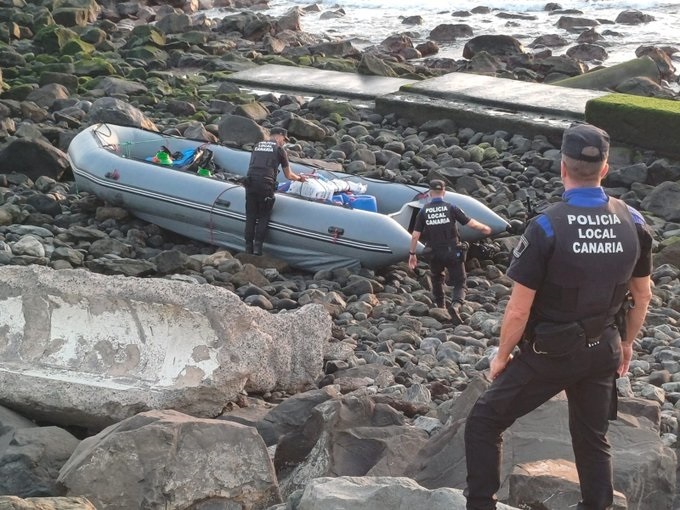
[409,179,492,323]
[464,124,654,510]
[244,127,305,256]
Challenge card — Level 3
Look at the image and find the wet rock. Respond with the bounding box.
[57,410,281,510]
[463,35,526,59]
[615,9,655,25]
[0,426,80,497]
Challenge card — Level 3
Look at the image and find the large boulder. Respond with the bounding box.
[253,385,341,446]
[0,496,96,509]
[86,97,158,131]
[218,114,267,145]
[407,384,676,510]
[463,35,525,59]
[57,410,281,510]
[0,266,332,429]
[292,477,521,510]
[0,138,69,181]
[275,395,429,497]
[0,427,80,497]
[641,181,680,222]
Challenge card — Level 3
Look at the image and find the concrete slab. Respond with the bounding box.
[375,92,573,145]
[226,65,612,146]
[402,73,608,119]
[226,64,416,99]
[0,265,332,430]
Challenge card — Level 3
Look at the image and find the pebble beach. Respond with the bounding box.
[1,0,680,507]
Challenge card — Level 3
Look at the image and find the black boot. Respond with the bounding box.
[449,301,464,325]
[253,241,263,256]
[245,242,253,254]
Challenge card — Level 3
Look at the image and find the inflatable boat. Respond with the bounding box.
[68,123,510,272]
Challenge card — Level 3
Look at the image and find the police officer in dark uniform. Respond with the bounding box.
[464,124,654,510]
[244,127,305,255]
[409,179,492,323]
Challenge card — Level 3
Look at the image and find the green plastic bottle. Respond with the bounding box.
[156,151,172,165]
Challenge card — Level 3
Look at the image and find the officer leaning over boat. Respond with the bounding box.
[463,123,654,510]
[408,179,492,323]
[244,127,305,256]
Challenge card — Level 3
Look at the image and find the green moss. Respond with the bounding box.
[34,24,79,53]
[60,38,95,56]
[255,54,296,66]
[586,93,680,160]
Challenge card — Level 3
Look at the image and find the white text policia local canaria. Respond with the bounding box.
[425,206,451,226]
[568,213,623,254]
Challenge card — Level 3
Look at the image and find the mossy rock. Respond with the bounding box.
[191,110,209,122]
[308,98,359,119]
[73,56,116,77]
[38,62,76,74]
[173,31,210,46]
[146,76,174,96]
[60,38,95,56]
[255,54,296,66]
[0,9,32,26]
[33,53,59,64]
[0,83,36,101]
[134,94,159,106]
[214,92,257,104]
[34,24,79,54]
[124,25,166,49]
[31,8,54,32]
[81,26,107,46]
[586,93,680,160]
[122,45,169,66]
[126,68,148,81]
[303,56,357,73]
[2,67,20,79]
[52,7,91,27]
[468,145,484,163]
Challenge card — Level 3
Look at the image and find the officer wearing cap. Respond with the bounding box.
[464,123,654,510]
[244,127,305,255]
[408,179,492,323]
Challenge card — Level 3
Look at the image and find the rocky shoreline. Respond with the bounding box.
[1,0,680,509]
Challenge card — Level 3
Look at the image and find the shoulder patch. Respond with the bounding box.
[513,234,530,258]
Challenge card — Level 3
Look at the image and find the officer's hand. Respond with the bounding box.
[408,254,416,270]
[618,342,633,377]
[299,175,307,183]
[481,224,492,235]
[489,354,512,380]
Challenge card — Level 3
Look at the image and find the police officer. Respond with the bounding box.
[409,179,492,323]
[464,124,654,510]
[244,127,305,255]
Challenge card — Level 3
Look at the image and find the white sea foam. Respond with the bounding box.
[207,1,680,67]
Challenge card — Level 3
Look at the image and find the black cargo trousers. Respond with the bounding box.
[429,244,467,307]
[244,177,276,253]
[464,326,621,510]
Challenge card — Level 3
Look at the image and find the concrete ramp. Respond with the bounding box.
[0,266,332,429]
[226,65,608,145]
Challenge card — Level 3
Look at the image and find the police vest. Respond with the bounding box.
[421,201,459,248]
[533,197,639,325]
[247,141,280,184]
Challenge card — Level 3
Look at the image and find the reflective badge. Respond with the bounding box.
[513,235,529,258]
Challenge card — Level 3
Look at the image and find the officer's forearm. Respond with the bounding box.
[624,276,652,345]
[498,307,528,360]
[409,231,421,255]
[498,283,536,360]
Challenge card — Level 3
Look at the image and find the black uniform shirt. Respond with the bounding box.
[414,198,471,248]
[508,187,653,291]
[247,140,289,183]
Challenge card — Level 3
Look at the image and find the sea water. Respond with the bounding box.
[208,0,680,67]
